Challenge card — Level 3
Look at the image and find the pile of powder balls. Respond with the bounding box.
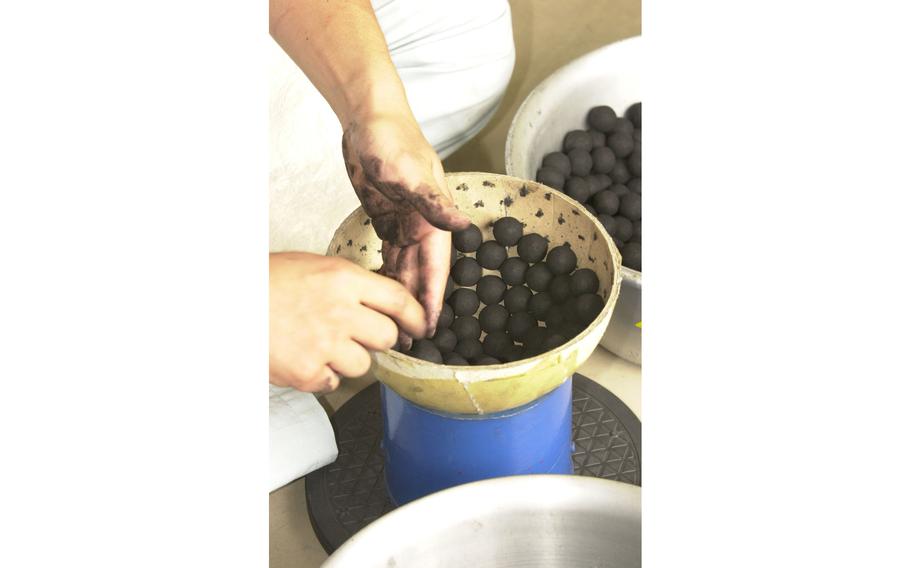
[400,217,604,366]
[535,102,641,272]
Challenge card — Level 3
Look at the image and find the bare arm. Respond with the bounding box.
[270,0,402,126]
[269,0,470,342]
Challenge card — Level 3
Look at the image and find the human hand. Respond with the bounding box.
[341,113,471,346]
[269,252,426,392]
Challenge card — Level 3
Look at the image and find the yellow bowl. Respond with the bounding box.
[327,172,622,414]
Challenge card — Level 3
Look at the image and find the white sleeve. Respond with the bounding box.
[269,385,338,492]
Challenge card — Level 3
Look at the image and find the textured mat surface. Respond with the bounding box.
[306,374,641,554]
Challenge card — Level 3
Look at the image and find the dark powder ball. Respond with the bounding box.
[522,344,541,359]
[476,275,506,305]
[598,214,618,236]
[607,131,635,158]
[477,240,507,270]
[546,244,577,275]
[452,224,482,253]
[517,233,549,263]
[612,235,625,249]
[542,333,568,352]
[574,293,606,326]
[587,105,618,133]
[568,148,593,177]
[614,216,634,243]
[545,304,569,330]
[493,216,524,247]
[619,192,642,221]
[451,256,482,286]
[621,242,642,271]
[626,102,642,128]
[502,343,525,363]
[455,337,483,360]
[536,166,565,190]
[563,130,593,153]
[610,183,630,198]
[437,303,454,330]
[409,339,443,363]
[445,275,455,300]
[592,189,619,216]
[523,326,549,352]
[628,178,641,195]
[570,268,600,296]
[449,287,480,316]
[584,204,597,217]
[589,173,612,192]
[583,175,600,193]
[452,316,481,341]
[559,322,587,341]
[633,128,642,143]
[609,160,632,184]
[591,146,616,174]
[479,304,510,333]
[451,244,458,267]
[588,129,606,148]
[542,152,572,177]
[443,352,469,366]
[482,331,512,358]
[431,327,458,354]
[565,176,591,203]
[523,324,549,347]
[548,274,573,303]
[528,291,553,319]
[504,285,533,313]
[473,355,502,366]
[525,263,554,292]
[627,150,641,177]
[508,312,536,340]
[499,257,529,286]
[614,118,635,135]
[633,220,642,240]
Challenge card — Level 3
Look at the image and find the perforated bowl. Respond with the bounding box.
[327,172,621,414]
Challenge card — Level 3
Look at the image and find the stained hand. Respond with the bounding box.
[342,113,470,347]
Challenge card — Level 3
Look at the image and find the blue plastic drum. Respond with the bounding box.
[381,377,574,505]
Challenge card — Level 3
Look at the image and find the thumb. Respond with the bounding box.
[409,188,471,233]
[408,167,471,232]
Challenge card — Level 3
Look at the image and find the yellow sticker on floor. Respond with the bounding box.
[635,321,642,328]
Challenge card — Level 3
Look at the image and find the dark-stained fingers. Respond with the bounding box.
[417,228,452,337]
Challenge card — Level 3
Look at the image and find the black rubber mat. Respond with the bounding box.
[305,374,641,554]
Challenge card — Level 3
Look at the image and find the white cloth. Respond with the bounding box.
[269,386,338,491]
[268,0,515,490]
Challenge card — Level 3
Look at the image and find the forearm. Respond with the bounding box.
[269,0,412,127]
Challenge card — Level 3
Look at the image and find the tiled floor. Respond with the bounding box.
[270,1,641,565]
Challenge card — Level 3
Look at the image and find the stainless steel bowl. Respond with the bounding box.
[323,475,641,568]
[505,36,642,365]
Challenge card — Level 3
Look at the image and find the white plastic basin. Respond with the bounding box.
[505,36,641,364]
